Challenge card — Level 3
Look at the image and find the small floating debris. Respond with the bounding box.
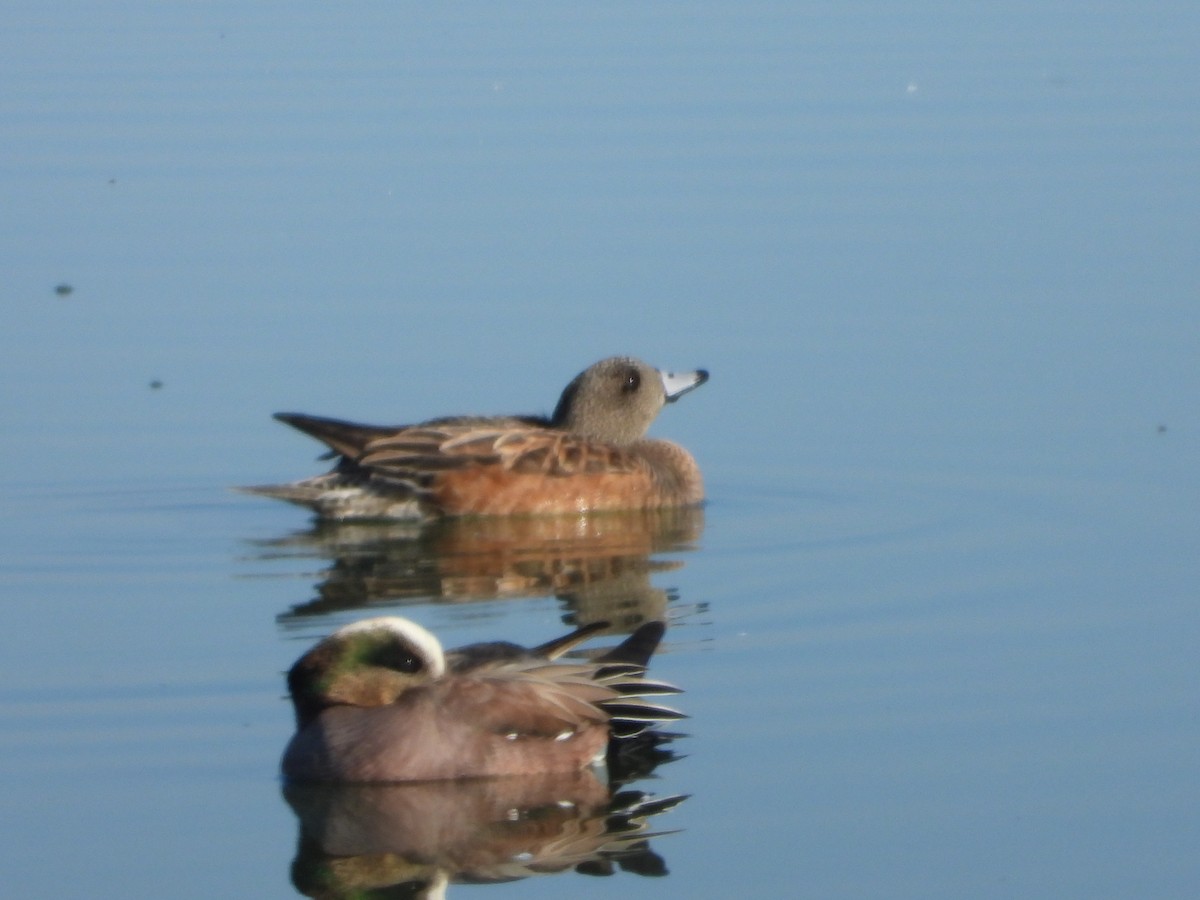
[1156,424,1167,434]
[149,379,164,390]
[54,283,74,297]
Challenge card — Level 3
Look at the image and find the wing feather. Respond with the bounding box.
[355,424,645,482]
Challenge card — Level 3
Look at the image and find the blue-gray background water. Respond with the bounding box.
[2,2,1197,896]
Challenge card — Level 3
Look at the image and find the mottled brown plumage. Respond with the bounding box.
[244,356,707,520]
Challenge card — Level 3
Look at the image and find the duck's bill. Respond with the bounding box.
[660,368,709,402]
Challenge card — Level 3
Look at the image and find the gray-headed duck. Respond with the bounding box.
[245,356,707,520]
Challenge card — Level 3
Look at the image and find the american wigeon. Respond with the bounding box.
[282,617,684,783]
[285,775,685,892]
[263,505,705,623]
[245,356,708,520]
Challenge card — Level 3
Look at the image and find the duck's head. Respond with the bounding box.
[286,617,445,728]
[550,356,708,445]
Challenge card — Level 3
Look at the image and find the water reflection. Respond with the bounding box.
[283,769,686,898]
[248,507,705,631]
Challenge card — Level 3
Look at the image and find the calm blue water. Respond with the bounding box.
[2,2,1197,897]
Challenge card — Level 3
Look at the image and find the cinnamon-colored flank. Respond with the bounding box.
[281,617,683,783]
[244,356,707,520]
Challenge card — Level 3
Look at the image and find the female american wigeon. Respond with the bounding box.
[245,355,708,520]
[281,617,684,783]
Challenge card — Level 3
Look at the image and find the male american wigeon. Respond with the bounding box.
[245,355,708,520]
[281,617,684,783]
[284,775,684,891]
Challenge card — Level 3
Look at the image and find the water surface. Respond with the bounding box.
[2,2,1198,897]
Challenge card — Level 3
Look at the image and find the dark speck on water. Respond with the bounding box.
[54,283,73,297]
[149,380,164,390]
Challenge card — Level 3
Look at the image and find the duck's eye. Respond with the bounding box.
[368,642,424,674]
[621,369,641,394]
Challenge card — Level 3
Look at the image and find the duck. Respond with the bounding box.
[244,356,707,520]
[281,616,684,783]
[283,774,686,890]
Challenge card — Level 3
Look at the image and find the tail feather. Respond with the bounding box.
[530,622,610,660]
[602,700,688,725]
[274,412,401,460]
[599,621,666,669]
[235,481,332,506]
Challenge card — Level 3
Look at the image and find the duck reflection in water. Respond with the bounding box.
[285,775,686,898]
[256,505,706,634]
[281,618,687,897]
